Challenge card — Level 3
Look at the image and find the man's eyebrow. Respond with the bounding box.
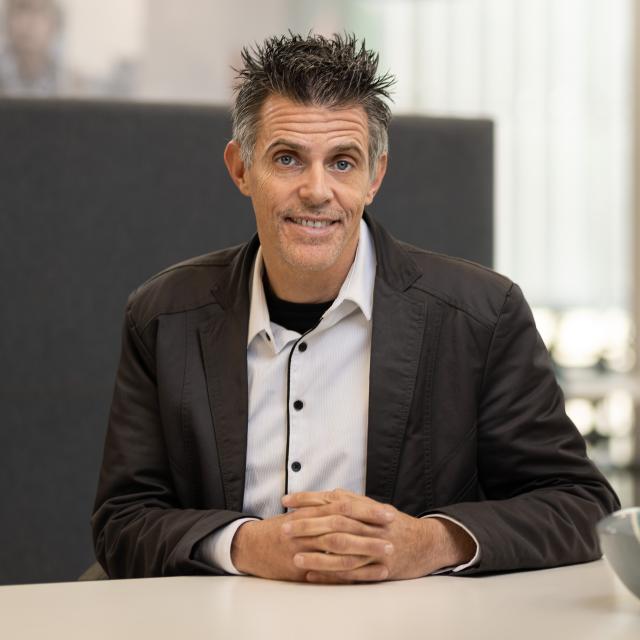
[265,139,308,154]
[332,143,365,159]
[264,139,365,159]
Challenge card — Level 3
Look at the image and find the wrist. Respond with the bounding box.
[230,520,258,574]
[415,517,475,574]
[428,517,476,569]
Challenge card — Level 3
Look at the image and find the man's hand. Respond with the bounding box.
[230,496,396,582]
[232,489,476,584]
[281,489,476,583]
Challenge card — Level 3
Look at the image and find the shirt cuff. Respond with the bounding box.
[196,518,258,575]
[421,514,481,574]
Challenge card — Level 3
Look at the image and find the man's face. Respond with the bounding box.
[226,94,386,289]
[7,0,58,57]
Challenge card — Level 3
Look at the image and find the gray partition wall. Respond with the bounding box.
[0,99,493,585]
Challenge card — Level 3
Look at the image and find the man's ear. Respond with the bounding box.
[365,153,388,205]
[224,140,252,196]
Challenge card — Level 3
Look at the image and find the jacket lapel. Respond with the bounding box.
[365,215,427,504]
[198,238,258,512]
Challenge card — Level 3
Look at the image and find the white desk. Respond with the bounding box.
[0,560,638,640]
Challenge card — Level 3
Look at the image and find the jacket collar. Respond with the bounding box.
[363,211,422,292]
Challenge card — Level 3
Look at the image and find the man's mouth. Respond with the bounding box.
[290,218,336,229]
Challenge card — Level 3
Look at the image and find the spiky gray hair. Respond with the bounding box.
[231,33,395,174]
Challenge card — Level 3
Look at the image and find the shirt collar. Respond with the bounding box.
[247,218,376,348]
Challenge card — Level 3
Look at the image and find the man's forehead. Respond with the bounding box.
[255,94,370,148]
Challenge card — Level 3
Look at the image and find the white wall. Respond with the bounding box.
[137,0,345,103]
[61,0,146,77]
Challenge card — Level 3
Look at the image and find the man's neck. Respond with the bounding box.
[262,253,356,304]
[267,276,339,304]
[263,275,334,333]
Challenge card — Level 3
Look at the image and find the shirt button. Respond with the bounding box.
[291,461,302,472]
[298,342,307,352]
[293,400,304,411]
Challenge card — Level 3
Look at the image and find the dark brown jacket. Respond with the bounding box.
[92,214,619,578]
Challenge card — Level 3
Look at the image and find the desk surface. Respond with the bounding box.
[0,560,638,640]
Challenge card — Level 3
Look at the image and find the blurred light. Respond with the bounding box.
[565,398,595,435]
[601,309,635,373]
[596,390,635,438]
[554,309,605,368]
[605,348,636,373]
[532,307,558,350]
[552,308,635,372]
[608,436,634,467]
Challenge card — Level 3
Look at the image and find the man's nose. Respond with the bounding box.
[298,163,332,206]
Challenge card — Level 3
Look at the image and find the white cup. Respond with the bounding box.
[597,507,640,599]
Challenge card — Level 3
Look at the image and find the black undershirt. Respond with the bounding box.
[263,275,334,334]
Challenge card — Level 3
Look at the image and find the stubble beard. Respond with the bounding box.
[276,206,351,273]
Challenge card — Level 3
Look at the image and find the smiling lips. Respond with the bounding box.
[291,218,337,228]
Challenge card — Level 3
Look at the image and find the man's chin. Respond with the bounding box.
[280,245,344,273]
[282,256,339,273]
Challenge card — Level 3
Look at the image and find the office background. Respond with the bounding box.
[1,0,638,578]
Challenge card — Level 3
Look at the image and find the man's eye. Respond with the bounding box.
[276,154,295,166]
[335,159,352,171]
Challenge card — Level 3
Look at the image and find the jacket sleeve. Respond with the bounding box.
[432,283,620,574]
[91,304,250,578]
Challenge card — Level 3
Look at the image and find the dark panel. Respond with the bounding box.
[0,100,254,585]
[0,99,493,584]
[371,116,493,266]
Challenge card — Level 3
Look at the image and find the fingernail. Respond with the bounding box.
[282,495,292,505]
[384,510,395,522]
[385,544,394,555]
[294,554,305,567]
[282,523,292,534]
[380,567,389,580]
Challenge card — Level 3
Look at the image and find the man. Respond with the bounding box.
[0,0,82,96]
[92,33,618,583]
